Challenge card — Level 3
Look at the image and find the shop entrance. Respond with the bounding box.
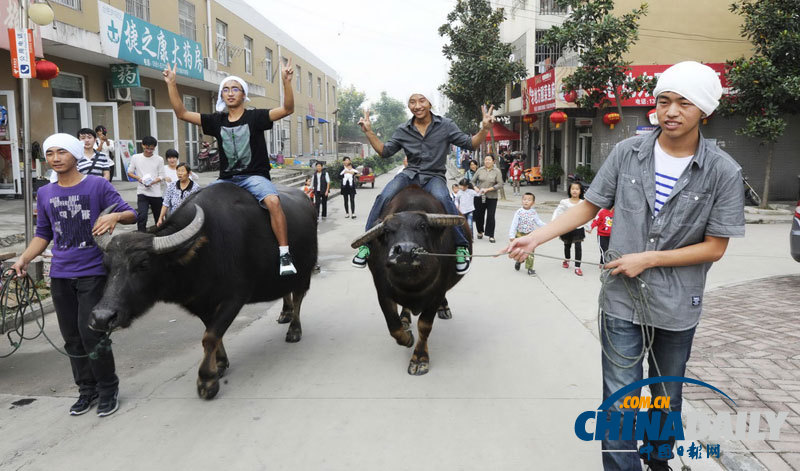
[0,91,19,195]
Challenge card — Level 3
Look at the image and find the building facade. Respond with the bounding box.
[0,0,339,196]
[498,0,799,200]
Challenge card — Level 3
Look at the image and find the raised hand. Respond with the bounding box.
[162,63,177,86]
[358,108,372,134]
[282,57,294,83]
[481,104,495,131]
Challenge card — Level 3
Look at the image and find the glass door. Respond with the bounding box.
[156,109,178,156]
[577,133,592,167]
[88,102,120,178]
[53,98,88,137]
[0,91,19,195]
[133,106,156,153]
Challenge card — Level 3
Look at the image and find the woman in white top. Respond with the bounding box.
[93,125,115,180]
[552,181,591,276]
[339,156,359,218]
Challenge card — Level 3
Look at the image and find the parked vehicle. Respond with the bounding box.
[196,140,219,173]
[743,175,761,206]
[357,165,375,188]
[791,199,800,262]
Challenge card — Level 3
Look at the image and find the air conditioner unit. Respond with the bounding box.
[106,82,131,102]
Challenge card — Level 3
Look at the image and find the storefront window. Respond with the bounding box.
[131,87,152,106]
[51,74,84,98]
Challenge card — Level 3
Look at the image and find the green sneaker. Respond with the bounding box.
[455,246,471,275]
[352,245,370,268]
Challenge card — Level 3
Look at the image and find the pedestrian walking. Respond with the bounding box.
[157,163,201,226]
[302,177,314,201]
[312,161,330,221]
[77,128,112,180]
[508,192,546,275]
[553,181,590,276]
[455,178,478,236]
[509,158,524,196]
[589,207,614,264]
[94,125,115,180]
[351,91,496,276]
[126,135,165,232]
[464,159,479,182]
[12,133,136,417]
[505,61,745,471]
[471,154,503,243]
[339,156,358,218]
[163,59,298,275]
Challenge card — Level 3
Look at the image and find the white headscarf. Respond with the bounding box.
[43,133,84,162]
[408,90,437,110]
[216,76,251,112]
[652,61,722,117]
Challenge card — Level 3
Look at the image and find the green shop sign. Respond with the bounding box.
[98,0,204,80]
[110,63,140,88]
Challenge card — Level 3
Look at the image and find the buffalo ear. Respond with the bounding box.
[424,214,465,227]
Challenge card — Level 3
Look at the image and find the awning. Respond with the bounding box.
[485,122,520,141]
[305,115,315,120]
[318,118,329,124]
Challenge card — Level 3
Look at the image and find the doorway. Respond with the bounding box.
[577,132,592,168]
[88,102,120,178]
[0,91,19,195]
[133,106,156,153]
[53,97,88,138]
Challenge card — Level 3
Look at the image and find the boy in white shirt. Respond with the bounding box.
[127,135,166,232]
[508,192,546,275]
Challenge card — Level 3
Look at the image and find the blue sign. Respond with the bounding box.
[99,1,204,80]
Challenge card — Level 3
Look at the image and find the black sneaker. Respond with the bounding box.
[279,253,297,276]
[514,261,521,271]
[527,269,536,276]
[69,392,98,416]
[97,391,119,417]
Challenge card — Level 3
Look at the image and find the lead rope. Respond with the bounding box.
[0,269,112,359]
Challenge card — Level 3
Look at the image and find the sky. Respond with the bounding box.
[243,0,458,109]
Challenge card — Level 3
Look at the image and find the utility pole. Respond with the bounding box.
[20,0,33,244]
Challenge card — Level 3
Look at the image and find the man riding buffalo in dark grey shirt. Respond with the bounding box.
[352,92,495,275]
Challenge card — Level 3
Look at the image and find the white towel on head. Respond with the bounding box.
[43,133,84,162]
[215,75,251,112]
[653,61,722,117]
[407,89,437,109]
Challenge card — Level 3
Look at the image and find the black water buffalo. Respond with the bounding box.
[89,182,317,399]
[351,185,471,375]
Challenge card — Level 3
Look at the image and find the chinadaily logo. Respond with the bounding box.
[575,376,790,460]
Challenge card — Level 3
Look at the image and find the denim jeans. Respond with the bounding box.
[365,173,468,246]
[600,315,696,470]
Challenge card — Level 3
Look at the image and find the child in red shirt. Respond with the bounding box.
[589,207,614,264]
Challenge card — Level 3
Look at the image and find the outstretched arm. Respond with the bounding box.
[470,105,494,149]
[163,64,201,126]
[359,109,385,155]
[269,57,295,121]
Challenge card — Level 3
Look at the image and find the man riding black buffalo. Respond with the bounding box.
[351,92,495,276]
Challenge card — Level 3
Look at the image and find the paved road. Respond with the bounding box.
[0,168,797,470]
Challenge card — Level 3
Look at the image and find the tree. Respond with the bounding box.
[371,92,408,141]
[337,85,367,141]
[445,102,480,135]
[438,0,527,150]
[719,0,800,208]
[541,0,651,117]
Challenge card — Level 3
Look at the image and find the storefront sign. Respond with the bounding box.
[0,0,43,57]
[523,67,578,115]
[110,63,141,88]
[605,63,728,107]
[8,29,35,78]
[575,118,593,128]
[98,0,204,80]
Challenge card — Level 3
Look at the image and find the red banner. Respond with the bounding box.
[607,63,728,107]
[523,70,556,113]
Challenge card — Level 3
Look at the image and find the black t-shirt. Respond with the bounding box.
[201,109,273,179]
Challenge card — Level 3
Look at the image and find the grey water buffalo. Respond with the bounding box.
[351,185,471,375]
[89,183,317,399]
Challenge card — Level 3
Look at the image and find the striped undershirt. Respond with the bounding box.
[653,140,693,215]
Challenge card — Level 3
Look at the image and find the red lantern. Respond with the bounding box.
[549,111,567,129]
[563,89,577,103]
[522,115,538,124]
[647,108,658,126]
[603,112,621,130]
[35,60,59,88]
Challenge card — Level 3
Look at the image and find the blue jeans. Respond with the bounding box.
[600,315,696,470]
[365,173,468,247]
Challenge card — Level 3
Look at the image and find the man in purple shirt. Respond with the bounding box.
[13,133,136,418]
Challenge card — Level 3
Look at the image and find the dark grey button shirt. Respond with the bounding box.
[382,113,474,185]
[585,129,745,331]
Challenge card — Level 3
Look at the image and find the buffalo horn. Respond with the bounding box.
[152,205,205,253]
[350,223,385,249]
[425,214,465,227]
[93,203,119,251]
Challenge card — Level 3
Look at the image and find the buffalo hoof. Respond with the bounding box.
[285,327,302,343]
[400,314,412,331]
[197,378,220,400]
[277,311,293,324]
[407,358,429,376]
[437,307,452,320]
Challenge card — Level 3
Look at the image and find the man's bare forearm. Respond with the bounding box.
[365,131,385,156]
[471,128,489,149]
[19,237,49,265]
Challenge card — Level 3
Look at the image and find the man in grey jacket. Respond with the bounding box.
[506,61,745,470]
[352,93,495,276]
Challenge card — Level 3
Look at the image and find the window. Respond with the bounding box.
[178,0,196,41]
[51,0,80,9]
[539,0,567,15]
[332,86,336,105]
[126,0,149,21]
[131,87,152,107]
[51,73,84,99]
[244,36,253,74]
[317,78,322,100]
[216,20,228,66]
[265,48,273,82]
[535,29,563,73]
[296,65,302,92]
[307,72,313,97]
